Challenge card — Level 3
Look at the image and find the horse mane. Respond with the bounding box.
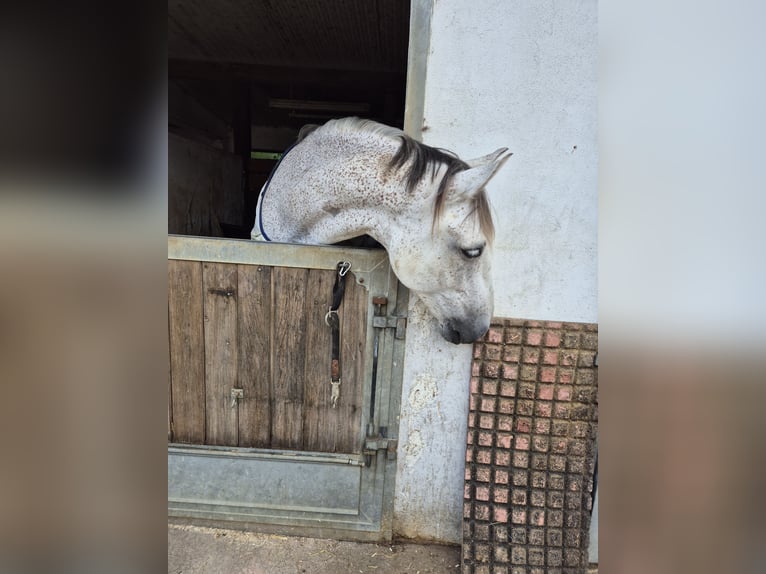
[314,117,496,244]
[388,130,495,245]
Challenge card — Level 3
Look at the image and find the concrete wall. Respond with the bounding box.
[394,0,597,543]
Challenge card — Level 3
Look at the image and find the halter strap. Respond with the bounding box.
[325,261,351,407]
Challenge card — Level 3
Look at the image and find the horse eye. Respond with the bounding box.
[461,247,483,259]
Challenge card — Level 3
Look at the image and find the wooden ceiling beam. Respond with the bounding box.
[169,59,405,91]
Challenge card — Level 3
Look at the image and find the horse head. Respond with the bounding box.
[384,147,511,344]
[253,117,511,344]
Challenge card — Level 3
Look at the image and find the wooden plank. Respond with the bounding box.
[271,267,308,450]
[168,260,205,444]
[302,269,338,453]
[203,262,239,446]
[237,263,272,448]
[337,276,368,454]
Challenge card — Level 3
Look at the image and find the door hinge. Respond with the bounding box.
[371,296,407,339]
[372,315,407,338]
[364,436,398,462]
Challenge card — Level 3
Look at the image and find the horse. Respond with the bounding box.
[251,117,511,344]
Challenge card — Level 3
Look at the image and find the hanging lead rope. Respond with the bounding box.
[325,261,351,407]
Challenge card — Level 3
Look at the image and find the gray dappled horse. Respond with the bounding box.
[252,117,511,344]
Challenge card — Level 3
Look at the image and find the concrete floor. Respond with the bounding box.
[168,523,461,574]
[168,523,599,573]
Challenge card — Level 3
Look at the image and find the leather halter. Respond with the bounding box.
[324,261,351,407]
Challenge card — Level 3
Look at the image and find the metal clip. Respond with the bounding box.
[324,308,338,326]
[230,388,243,408]
[330,380,341,408]
[337,261,351,277]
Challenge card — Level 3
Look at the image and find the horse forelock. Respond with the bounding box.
[472,189,496,245]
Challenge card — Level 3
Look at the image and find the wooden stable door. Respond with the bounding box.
[168,236,407,541]
[168,260,367,453]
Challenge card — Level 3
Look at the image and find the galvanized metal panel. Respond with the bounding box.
[169,446,362,516]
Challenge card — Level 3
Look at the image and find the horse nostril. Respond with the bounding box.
[442,319,489,344]
[441,323,463,345]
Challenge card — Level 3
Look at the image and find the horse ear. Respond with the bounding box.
[465,147,510,168]
[451,148,512,199]
[297,124,320,141]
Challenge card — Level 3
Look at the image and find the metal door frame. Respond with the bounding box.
[167,235,407,541]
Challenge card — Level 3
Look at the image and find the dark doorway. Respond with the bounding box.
[168,1,411,238]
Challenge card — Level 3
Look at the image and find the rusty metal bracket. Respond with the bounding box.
[372,315,407,339]
[364,435,398,465]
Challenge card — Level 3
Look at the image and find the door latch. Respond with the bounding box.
[364,434,398,466]
[230,388,244,408]
[371,296,407,339]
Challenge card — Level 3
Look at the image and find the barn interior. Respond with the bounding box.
[168,0,411,239]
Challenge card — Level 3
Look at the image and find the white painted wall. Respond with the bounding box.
[394,0,597,543]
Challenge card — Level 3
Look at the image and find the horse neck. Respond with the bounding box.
[308,133,424,246]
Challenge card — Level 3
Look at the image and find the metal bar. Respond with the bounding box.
[169,235,388,271]
[169,235,389,289]
[168,444,365,466]
[403,0,433,141]
[169,508,381,534]
[377,281,410,534]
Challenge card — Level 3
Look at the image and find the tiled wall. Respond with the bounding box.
[463,319,598,574]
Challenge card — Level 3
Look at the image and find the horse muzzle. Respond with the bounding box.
[442,318,490,345]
